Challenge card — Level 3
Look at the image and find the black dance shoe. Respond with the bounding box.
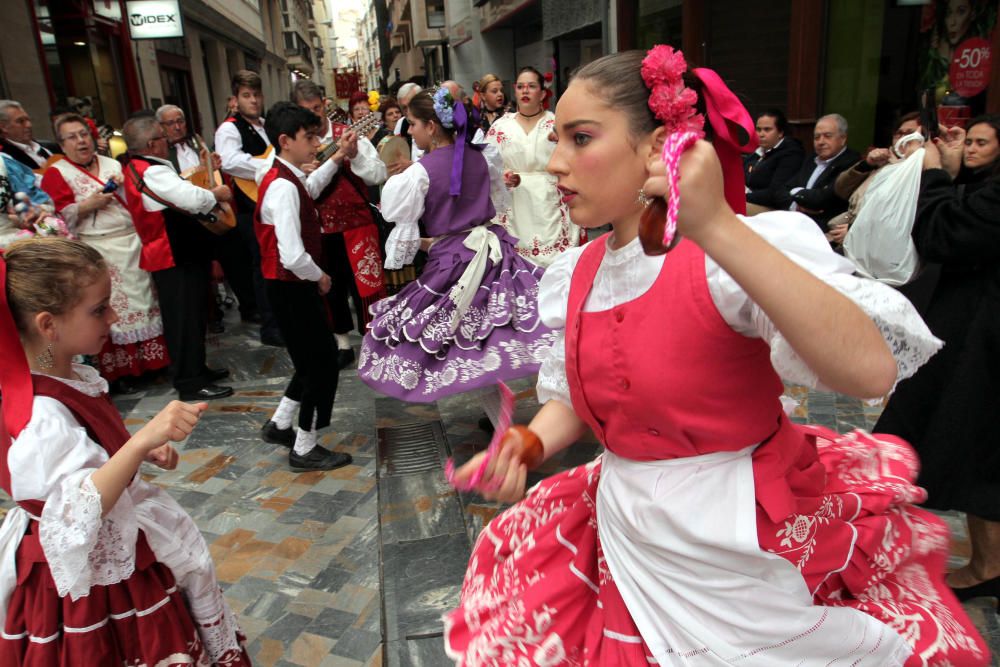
[289,445,353,471]
[208,320,225,334]
[261,421,294,447]
[179,384,233,401]
[337,348,356,370]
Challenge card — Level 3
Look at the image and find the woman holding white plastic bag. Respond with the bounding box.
[876,115,1000,612]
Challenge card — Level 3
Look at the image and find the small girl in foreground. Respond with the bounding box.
[0,237,249,665]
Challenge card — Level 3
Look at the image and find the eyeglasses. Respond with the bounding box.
[161,119,185,126]
[60,130,92,142]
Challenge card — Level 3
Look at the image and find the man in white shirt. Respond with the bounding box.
[214,70,284,346]
[122,116,235,401]
[158,103,258,328]
[0,100,59,170]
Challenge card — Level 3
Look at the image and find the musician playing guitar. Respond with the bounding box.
[158,103,256,328]
[214,70,284,347]
[292,80,388,369]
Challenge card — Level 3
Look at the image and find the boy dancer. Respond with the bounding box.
[255,101,356,471]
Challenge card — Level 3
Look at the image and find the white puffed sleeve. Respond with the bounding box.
[8,397,138,600]
[474,129,511,215]
[707,210,943,395]
[381,162,429,269]
[535,247,585,406]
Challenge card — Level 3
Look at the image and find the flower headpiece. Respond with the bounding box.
[368,90,380,113]
[432,88,456,129]
[641,45,704,135]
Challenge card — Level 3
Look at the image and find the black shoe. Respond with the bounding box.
[241,311,262,324]
[208,320,225,334]
[204,367,230,382]
[289,445,353,471]
[950,576,1000,604]
[260,330,286,347]
[179,384,233,401]
[112,377,142,395]
[337,347,356,370]
[261,420,294,447]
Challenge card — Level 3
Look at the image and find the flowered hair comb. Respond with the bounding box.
[638,46,758,256]
[639,45,705,256]
[432,88,456,129]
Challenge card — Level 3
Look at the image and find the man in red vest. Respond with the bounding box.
[291,80,387,369]
[121,116,234,401]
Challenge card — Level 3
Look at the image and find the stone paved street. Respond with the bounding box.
[0,312,997,665]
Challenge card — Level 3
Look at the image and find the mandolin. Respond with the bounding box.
[188,134,237,234]
[316,112,382,165]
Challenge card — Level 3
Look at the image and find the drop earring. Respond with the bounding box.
[36,343,55,370]
[636,188,653,207]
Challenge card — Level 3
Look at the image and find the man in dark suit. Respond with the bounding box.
[764,114,860,231]
[745,109,804,210]
[0,100,60,170]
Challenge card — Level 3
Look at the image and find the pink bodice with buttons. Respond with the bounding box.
[565,235,785,462]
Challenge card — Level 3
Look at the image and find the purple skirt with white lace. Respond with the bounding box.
[358,224,557,402]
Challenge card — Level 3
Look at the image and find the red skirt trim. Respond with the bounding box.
[96,335,169,381]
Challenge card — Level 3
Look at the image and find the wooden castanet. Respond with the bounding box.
[638,197,672,255]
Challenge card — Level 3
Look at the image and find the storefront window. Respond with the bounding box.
[635,0,682,51]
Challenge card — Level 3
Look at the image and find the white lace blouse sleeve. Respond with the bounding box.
[381,162,429,270]
[8,397,138,600]
[535,247,584,406]
[479,140,511,215]
[707,210,942,395]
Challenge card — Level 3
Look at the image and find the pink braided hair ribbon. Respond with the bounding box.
[657,130,704,250]
[444,382,514,492]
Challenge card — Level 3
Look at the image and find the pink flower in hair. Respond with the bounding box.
[641,45,687,87]
[642,45,704,135]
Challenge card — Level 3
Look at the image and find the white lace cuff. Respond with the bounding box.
[384,221,420,270]
[39,471,137,600]
[761,274,943,396]
[536,329,572,406]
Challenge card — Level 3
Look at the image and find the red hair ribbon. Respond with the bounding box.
[640,46,757,254]
[0,249,35,495]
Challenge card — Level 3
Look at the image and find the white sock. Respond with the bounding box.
[293,428,317,456]
[334,333,351,350]
[272,396,299,430]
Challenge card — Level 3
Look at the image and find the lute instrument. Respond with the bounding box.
[187,134,237,234]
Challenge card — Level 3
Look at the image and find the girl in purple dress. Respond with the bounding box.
[359,88,557,404]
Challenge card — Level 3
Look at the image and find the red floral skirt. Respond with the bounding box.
[444,426,990,666]
[96,335,169,382]
[0,531,249,666]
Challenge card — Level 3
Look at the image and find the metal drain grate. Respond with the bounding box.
[377,420,447,477]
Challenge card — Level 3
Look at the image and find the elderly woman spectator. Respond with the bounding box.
[483,67,581,267]
[875,114,1000,609]
[40,113,169,391]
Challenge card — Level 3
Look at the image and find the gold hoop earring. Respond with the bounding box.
[36,343,55,370]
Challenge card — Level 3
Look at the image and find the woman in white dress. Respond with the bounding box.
[40,114,168,390]
[484,67,582,267]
